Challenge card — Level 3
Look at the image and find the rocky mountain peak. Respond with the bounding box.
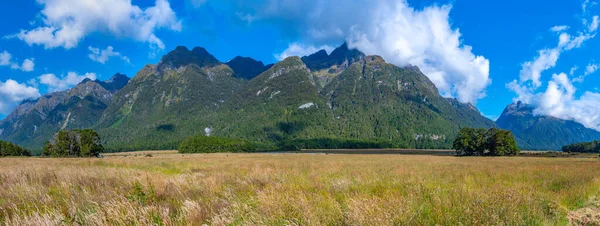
[158,46,220,70]
[226,56,272,80]
[301,42,365,71]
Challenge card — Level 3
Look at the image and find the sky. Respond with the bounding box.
[0,0,599,131]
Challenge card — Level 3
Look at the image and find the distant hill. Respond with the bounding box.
[496,101,600,150]
[0,44,497,152]
[0,74,130,151]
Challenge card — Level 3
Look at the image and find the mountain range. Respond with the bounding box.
[1,43,598,153]
[495,101,600,150]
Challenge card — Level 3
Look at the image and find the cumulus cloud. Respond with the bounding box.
[0,79,40,114]
[275,43,334,61]
[0,50,35,72]
[508,4,600,131]
[533,73,600,131]
[14,0,181,50]
[266,0,490,103]
[88,46,130,64]
[38,72,97,92]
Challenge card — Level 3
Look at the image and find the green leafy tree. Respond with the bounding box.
[453,127,520,156]
[486,128,520,156]
[0,140,31,157]
[43,129,104,157]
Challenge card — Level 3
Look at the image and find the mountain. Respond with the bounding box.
[496,101,600,150]
[1,44,497,152]
[302,42,365,87]
[96,46,246,150]
[0,74,129,151]
[226,56,272,80]
[95,45,495,151]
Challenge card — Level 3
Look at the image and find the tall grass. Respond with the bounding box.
[0,154,598,225]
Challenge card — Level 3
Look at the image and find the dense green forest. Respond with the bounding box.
[43,129,104,157]
[562,140,600,153]
[1,44,496,153]
[453,128,519,156]
[0,140,31,157]
[179,136,253,153]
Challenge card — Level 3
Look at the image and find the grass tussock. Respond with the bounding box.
[0,154,599,225]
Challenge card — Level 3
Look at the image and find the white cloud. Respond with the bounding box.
[519,49,560,88]
[275,43,334,61]
[586,63,599,74]
[88,46,130,64]
[0,79,41,114]
[0,51,11,66]
[551,25,569,32]
[265,0,490,104]
[14,0,181,50]
[38,72,97,92]
[573,63,599,82]
[569,66,578,75]
[20,59,35,72]
[590,16,599,32]
[532,73,600,131]
[0,50,35,72]
[509,7,600,131]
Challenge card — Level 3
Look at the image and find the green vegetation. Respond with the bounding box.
[178,136,253,153]
[1,153,599,224]
[42,129,104,157]
[0,140,30,157]
[496,101,600,150]
[453,127,519,156]
[1,44,496,152]
[562,140,600,153]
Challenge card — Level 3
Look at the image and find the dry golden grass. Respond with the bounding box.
[0,153,599,225]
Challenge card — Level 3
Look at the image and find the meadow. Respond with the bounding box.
[0,152,599,225]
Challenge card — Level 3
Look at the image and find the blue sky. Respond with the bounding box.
[0,0,599,130]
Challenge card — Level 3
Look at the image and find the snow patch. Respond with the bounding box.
[298,102,315,109]
[0,129,4,136]
[205,127,212,136]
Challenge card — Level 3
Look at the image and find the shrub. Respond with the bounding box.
[178,136,253,153]
[0,140,31,157]
[453,127,519,156]
[43,129,104,157]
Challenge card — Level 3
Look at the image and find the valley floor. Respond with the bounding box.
[1,152,599,225]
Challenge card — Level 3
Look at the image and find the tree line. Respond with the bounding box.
[562,140,600,153]
[452,128,520,156]
[0,140,31,157]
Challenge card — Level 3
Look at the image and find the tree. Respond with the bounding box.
[453,127,520,156]
[0,140,31,157]
[178,135,253,153]
[43,129,104,157]
[486,128,519,156]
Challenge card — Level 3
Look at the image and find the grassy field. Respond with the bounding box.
[1,152,599,225]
